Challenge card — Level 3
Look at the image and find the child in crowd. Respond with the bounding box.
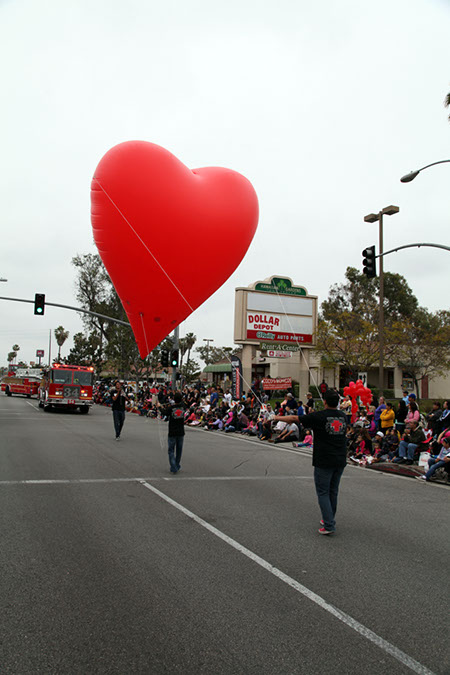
[349,429,373,463]
[292,429,313,448]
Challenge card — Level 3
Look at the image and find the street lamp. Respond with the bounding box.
[364,205,400,395]
[203,338,214,364]
[400,159,450,183]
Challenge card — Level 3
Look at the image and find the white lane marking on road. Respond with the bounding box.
[140,480,435,675]
[0,476,310,486]
[26,401,40,410]
[0,417,47,420]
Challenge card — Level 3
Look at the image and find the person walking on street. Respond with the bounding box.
[165,391,185,474]
[112,381,129,440]
[273,389,347,535]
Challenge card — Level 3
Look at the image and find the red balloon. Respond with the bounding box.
[91,141,259,357]
[349,381,355,387]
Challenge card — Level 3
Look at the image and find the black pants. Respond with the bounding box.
[113,410,125,438]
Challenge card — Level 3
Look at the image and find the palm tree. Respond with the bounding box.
[54,326,70,362]
[184,332,197,365]
[445,92,450,120]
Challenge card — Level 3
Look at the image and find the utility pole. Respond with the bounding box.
[364,205,399,396]
[171,325,179,390]
[203,338,214,364]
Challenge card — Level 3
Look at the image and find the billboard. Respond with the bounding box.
[262,377,292,390]
[235,276,317,348]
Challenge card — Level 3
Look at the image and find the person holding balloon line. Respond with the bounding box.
[111,381,130,441]
[273,389,348,535]
[163,392,186,474]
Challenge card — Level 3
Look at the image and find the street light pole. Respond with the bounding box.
[400,159,450,183]
[203,338,214,365]
[364,205,399,396]
[171,325,179,390]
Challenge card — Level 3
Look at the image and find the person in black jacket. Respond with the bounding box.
[111,381,129,440]
[274,389,347,535]
[164,392,185,474]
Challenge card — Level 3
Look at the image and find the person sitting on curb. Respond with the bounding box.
[269,408,300,444]
[292,429,313,448]
[393,421,425,465]
[417,437,450,481]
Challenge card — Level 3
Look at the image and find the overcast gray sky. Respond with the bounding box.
[1,0,449,367]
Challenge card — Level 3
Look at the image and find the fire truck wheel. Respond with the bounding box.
[80,406,89,414]
[44,404,52,412]
[38,399,44,408]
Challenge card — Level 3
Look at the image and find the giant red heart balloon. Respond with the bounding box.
[91,141,259,357]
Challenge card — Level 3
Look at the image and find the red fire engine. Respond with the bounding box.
[1,376,41,398]
[38,364,95,413]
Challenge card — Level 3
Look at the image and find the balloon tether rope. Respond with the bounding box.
[140,312,150,357]
[272,287,324,404]
[93,178,195,315]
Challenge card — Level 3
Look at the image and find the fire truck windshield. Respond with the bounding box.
[52,371,73,384]
[73,372,93,386]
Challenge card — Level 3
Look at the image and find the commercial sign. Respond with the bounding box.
[231,354,243,400]
[260,342,302,352]
[267,350,292,359]
[262,377,292,391]
[255,277,307,296]
[36,349,44,357]
[235,276,317,348]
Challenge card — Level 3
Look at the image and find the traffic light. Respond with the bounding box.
[170,349,179,368]
[34,293,46,315]
[362,246,376,278]
[160,349,169,367]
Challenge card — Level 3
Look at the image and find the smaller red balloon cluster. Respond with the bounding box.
[343,379,373,421]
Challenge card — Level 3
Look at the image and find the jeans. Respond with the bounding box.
[425,458,446,480]
[168,436,184,472]
[314,466,345,532]
[113,410,125,438]
[397,440,417,460]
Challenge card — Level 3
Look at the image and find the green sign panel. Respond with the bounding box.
[254,277,306,296]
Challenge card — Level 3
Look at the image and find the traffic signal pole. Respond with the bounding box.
[171,325,179,390]
[378,212,384,398]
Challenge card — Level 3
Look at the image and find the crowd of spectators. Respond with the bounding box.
[93,380,450,483]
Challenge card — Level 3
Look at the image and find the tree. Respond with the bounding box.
[321,267,418,326]
[54,326,69,362]
[184,332,197,364]
[195,345,240,365]
[7,351,17,365]
[317,267,417,379]
[72,253,120,364]
[67,332,101,367]
[395,308,450,395]
[181,358,201,383]
[445,91,450,120]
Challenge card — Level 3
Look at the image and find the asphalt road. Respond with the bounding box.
[1,396,449,675]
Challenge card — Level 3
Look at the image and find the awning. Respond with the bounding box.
[203,364,232,373]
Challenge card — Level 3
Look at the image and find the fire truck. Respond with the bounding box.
[1,375,41,398]
[38,364,95,413]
